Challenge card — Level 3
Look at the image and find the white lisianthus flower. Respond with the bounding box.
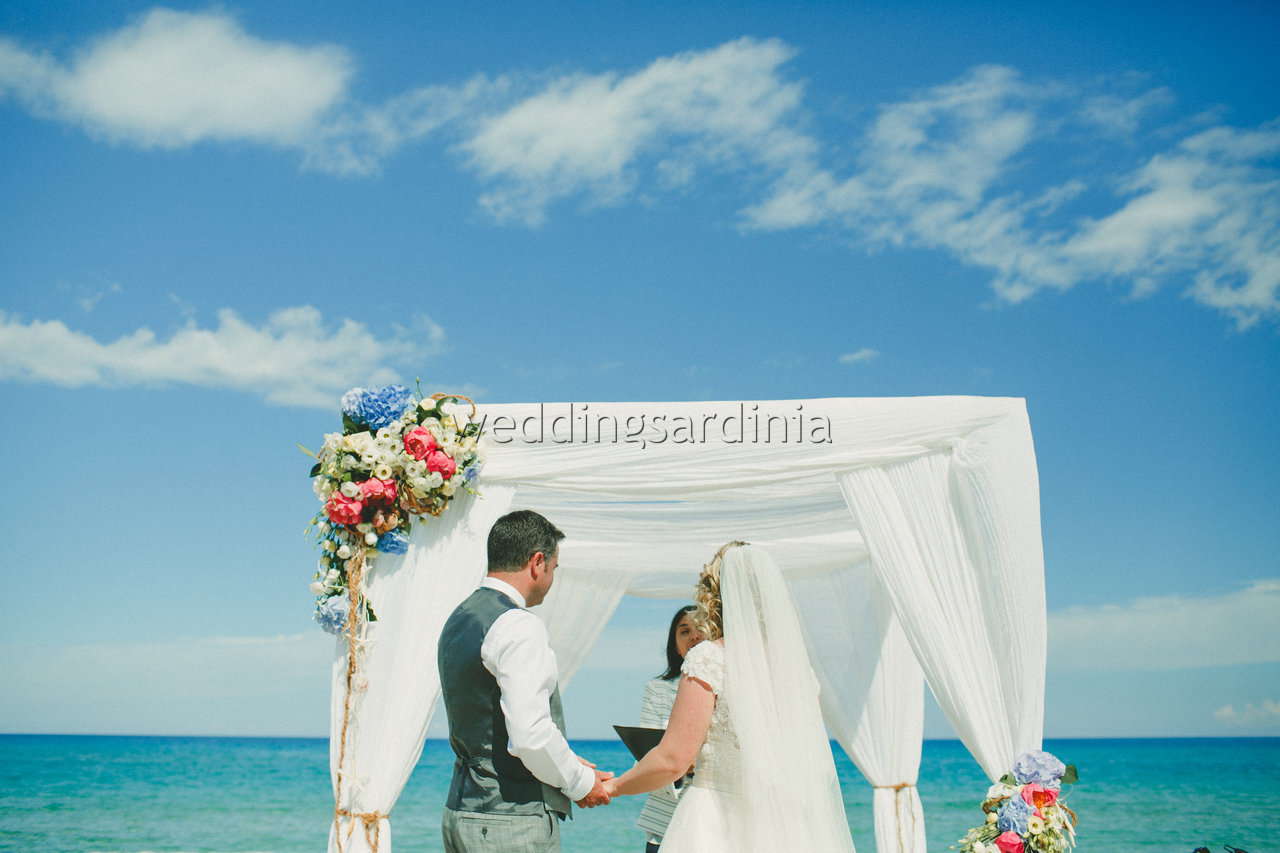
[310,581,331,595]
[360,451,379,468]
[405,460,426,479]
[986,783,1017,800]
[985,812,997,824]
[375,427,394,441]
[373,462,393,480]
[343,431,375,453]
[1028,816,1045,835]
[325,568,342,585]
[365,531,378,546]
[337,545,352,560]
[342,454,361,470]
[426,471,444,489]
[408,476,430,495]
[340,481,362,499]
[442,480,457,497]
[973,843,990,853]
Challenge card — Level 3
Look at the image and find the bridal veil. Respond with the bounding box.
[721,545,856,851]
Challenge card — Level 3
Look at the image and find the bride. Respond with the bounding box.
[604,542,855,852]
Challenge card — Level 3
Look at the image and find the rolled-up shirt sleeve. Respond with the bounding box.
[482,608,595,802]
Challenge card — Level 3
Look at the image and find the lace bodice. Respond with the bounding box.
[680,641,741,793]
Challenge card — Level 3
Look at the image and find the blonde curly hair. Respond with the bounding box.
[691,540,748,641]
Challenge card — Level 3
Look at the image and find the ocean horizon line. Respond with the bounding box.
[3,731,1276,743]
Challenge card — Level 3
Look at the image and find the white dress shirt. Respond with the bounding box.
[479,576,595,802]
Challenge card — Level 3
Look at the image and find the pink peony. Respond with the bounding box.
[359,477,398,505]
[326,492,364,525]
[1021,783,1057,810]
[403,426,438,460]
[425,448,457,479]
[994,831,1025,853]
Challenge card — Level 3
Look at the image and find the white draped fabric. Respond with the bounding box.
[323,397,1047,853]
[327,487,514,853]
[793,562,927,853]
[836,412,1045,780]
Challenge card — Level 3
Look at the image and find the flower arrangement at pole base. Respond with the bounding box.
[954,750,1078,853]
[302,384,483,632]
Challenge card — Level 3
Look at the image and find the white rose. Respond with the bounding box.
[342,454,361,470]
[442,480,457,497]
[364,531,378,546]
[426,471,444,489]
[337,545,352,560]
[340,481,362,498]
[405,460,426,479]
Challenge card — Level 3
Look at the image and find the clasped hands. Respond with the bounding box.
[574,757,614,808]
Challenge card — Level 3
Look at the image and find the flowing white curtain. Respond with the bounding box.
[837,434,1044,781]
[327,486,515,853]
[536,564,635,690]
[793,562,927,853]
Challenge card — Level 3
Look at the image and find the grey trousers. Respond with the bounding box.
[442,807,560,853]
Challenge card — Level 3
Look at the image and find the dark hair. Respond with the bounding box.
[659,605,698,680]
[487,510,565,573]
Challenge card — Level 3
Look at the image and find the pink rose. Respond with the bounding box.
[1022,783,1057,810]
[403,427,437,460]
[425,448,457,479]
[325,492,364,525]
[994,831,1025,853]
[359,477,398,505]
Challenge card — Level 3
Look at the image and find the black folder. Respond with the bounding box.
[613,725,664,760]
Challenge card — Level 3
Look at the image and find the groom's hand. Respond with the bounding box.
[575,766,614,808]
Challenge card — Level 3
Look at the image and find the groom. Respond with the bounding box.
[438,509,612,853]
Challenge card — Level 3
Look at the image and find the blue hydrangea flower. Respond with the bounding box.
[464,464,480,483]
[996,792,1034,835]
[1012,749,1066,786]
[314,592,351,635]
[377,529,410,554]
[342,385,411,431]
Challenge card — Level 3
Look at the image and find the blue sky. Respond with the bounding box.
[1,1,1277,741]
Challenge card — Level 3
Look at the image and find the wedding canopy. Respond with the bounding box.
[327,396,1047,853]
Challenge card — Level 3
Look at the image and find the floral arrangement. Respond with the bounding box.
[954,749,1078,853]
[303,384,483,633]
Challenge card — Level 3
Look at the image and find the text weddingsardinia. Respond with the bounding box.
[476,403,833,447]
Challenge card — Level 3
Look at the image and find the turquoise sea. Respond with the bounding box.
[3,735,1276,852]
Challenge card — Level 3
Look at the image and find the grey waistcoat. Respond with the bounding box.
[438,586,574,818]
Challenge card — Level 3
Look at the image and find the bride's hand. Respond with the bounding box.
[602,777,621,799]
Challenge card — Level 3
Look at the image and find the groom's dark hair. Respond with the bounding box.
[488,510,565,573]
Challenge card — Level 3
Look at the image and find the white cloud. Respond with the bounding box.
[0,305,440,407]
[459,37,817,225]
[744,66,1280,326]
[4,12,1278,325]
[0,8,352,148]
[1049,579,1280,672]
[838,348,879,364]
[1213,699,1280,727]
[0,633,333,736]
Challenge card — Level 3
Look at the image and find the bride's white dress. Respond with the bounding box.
[657,641,746,853]
[652,546,856,852]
